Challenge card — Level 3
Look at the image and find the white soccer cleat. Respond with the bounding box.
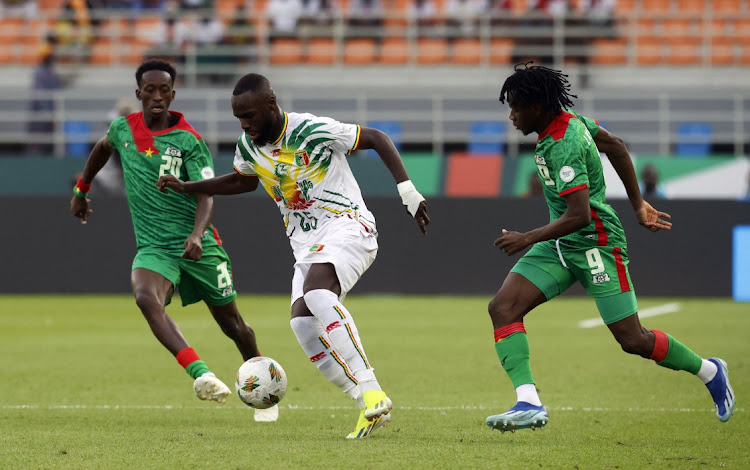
[254,404,280,422]
[193,373,232,404]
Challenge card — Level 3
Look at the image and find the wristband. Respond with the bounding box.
[397,180,425,217]
[74,179,91,198]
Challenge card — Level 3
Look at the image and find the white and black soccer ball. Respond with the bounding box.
[234,357,287,409]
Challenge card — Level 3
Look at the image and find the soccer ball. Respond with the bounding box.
[234,357,287,409]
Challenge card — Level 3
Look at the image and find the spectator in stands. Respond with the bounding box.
[223,4,257,63]
[174,12,224,48]
[300,0,339,30]
[131,0,167,13]
[407,0,438,38]
[512,0,570,65]
[26,54,63,156]
[640,164,666,199]
[0,0,38,21]
[488,0,514,28]
[347,0,384,40]
[444,0,488,39]
[580,0,616,35]
[266,0,304,41]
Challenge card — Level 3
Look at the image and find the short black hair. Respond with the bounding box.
[233,73,272,96]
[499,62,577,114]
[135,59,177,87]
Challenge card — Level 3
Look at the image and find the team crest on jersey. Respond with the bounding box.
[592,273,611,284]
[309,244,325,252]
[164,147,182,157]
[295,149,310,166]
[534,155,546,165]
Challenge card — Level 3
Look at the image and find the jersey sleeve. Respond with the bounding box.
[567,109,600,138]
[316,116,361,155]
[549,139,590,196]
[183,136,215,182]
[233,139,256,176]
[106,117,122,148]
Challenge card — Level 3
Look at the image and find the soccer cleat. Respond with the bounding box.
[485,401,549,433]
[705,358,735,422]
[362,390,393,421]
[254,404,279,422]
[346,409,391,439]
[193,373,232,404]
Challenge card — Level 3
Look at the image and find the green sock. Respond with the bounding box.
[495,332,534,388]
[185,360,210,379]
[657,333,702,374]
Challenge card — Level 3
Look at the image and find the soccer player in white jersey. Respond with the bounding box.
[158,73,430,438]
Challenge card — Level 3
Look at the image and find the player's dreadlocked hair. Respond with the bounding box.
[499,62,577,114]
[233,73,273,97]
[135,59,177,87]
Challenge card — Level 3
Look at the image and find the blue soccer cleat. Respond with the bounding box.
[486,401,548,433]
[705,358,735,422]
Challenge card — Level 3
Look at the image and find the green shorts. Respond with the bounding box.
[511,240,638,325]
[132,245,237,307]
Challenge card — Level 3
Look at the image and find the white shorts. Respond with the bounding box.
[290,216,378,305]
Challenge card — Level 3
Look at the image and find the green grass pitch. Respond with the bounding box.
[1,295,748,469]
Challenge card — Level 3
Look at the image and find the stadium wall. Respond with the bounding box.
[4,197,748,297]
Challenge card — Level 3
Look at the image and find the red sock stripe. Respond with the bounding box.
[613,247,631,293]
[494,322,526,342]
[650,329,669,362]
[176,347,201,368]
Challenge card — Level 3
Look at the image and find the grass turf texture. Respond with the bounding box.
[1,295,748,469]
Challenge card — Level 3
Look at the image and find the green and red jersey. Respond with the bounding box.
[533,109,627,248]
[107,111,221,252]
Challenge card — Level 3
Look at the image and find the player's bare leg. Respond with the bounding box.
[607,314,734,422]
[131,268,230,404]
[208,301,260,360]
[486,273,549,433]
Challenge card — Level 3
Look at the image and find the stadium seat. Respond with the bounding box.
[592,38,628,65]
[636,37,664,65]
[417,38,447,64]
[710,37,737,65]
[270,38,304,65]
[380,37,409,64]
[666,39,701,65]
[365,120,402,158]
[488,38,513,65]
[64,120,92,158]
[444,153,503,197]
[344,38,378,65]
[307,38,336,64]
[468,121,506,155]
[641,0,672,13]
[675,122,713,157]
[714,0,742,12]
[676,0,706,13]
[451,38,482,65]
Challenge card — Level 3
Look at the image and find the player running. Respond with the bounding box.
[69,60,274,420]
[485,63,735,433]
[157,73,430,438]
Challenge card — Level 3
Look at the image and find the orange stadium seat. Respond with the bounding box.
[636,37,664,65]
[714,0,742,12]
[343,38,378,65]
[489,38,513,65]
[615,0,636,12]
[307,38,336,64]
[270,38,304,64]
[710,37,737,65]
[444,153,503,198]
[734,19,750,44]
[666,39,701,65]
[675,0,706,13]
[591,38,628,65]
[641,0,673,13]
[451,38,481,65]
[385,0,409,28]
[417,38,447,64]
[380,37,409,64]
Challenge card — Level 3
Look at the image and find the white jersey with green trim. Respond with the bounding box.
[233,111,377,245]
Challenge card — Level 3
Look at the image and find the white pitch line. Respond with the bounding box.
[2,404,739,414]
[578,302,682,329]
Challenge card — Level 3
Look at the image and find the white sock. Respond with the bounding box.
[290,316,361,403]
[516,383,542,406]
[696,359,718,384]
[303,289,381,393]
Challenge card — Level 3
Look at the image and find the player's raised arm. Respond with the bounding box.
[70,135,114,224]
[594,127,672,232]
[357,126,430,235]
[157,172,259,195]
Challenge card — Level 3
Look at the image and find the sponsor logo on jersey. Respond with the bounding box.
[309,244,325,252]
[295,149,310,166]
[560,166,576,183]
[164,147,182,157]
[534,154,546,165]
[325,321,340,333]
[592,273,611,284]
[309,352,326,363]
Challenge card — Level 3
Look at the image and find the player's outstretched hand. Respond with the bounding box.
[70,195,93,224]
[182,234,203,261]
[412,201,430,235]
[494,229,528,256]
[157,175,185,194]
[636,200,672,232]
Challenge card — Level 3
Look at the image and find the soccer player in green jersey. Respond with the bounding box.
[69,60,270,417]
[485,63,735,433]
[158,73,430,438]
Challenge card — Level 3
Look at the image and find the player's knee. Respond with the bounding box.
[133,290,162,315]
[488,294,518,326]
